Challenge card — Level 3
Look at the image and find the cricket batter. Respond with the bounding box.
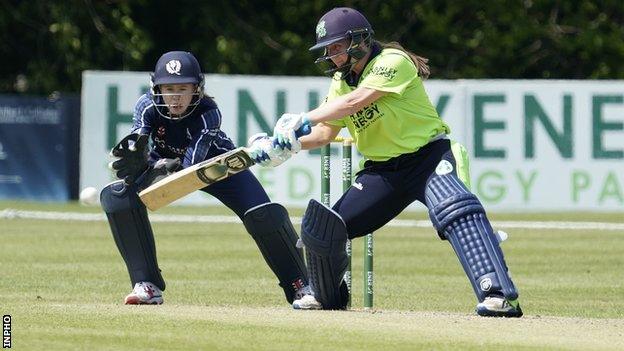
[100,51,311,305]
[264,7,523,317]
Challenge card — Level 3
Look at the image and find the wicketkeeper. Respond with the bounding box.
[101,51,312,305]
[257,7,523,317]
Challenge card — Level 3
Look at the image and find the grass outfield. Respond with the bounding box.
[1,200,623,350]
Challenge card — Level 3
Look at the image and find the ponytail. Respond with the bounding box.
[375,41,430,79]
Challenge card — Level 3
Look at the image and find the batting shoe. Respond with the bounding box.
[476,296,523,317]
[292,286,322,310]
[124,281,163,305]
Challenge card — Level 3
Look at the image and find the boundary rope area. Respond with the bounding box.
[1,208,623,231]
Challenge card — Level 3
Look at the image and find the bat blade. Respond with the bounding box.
[139,147,254,211]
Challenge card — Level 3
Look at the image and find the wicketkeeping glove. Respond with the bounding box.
[142,157,181,187]
[109,134,149,184]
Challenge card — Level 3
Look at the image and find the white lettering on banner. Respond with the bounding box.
[80,72,624,211]
[0,106,60,124]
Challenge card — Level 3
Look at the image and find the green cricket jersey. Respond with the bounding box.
[325,48,450,162]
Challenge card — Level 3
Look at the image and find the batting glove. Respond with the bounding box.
[247,133,292,167]
[273,113,309,152]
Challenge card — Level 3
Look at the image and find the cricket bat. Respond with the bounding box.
[139,147,254,211]
[139,125,310,211]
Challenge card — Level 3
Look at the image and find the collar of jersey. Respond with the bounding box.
[345,42,382,87]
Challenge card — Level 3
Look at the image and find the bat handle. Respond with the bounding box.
[294,122,312,137]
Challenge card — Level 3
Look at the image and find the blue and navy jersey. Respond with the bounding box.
[131,93,235,168]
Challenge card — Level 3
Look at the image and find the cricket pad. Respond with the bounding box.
[426,169,518,302]
[300,199,350,310]
[243,203,308,304]
[101,180,166,290]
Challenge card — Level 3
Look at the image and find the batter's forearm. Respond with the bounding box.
[306,87,386,124]
[299,123,341,150]
[306,95,359,124]
[300,136,326,150]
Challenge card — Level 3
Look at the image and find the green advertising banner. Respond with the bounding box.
[81,71,623,211]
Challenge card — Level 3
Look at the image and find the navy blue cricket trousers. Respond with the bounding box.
[199,169,270,218]
[333,139,459,239]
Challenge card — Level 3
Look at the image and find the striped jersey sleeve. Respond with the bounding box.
[183,107,234,167]
[131,94,155,134]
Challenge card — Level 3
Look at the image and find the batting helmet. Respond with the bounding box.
[309,7,374,78]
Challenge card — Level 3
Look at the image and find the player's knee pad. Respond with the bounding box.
[100,181,143,212]
[301,199,350,310]
[425,173,518,302]
[100,181,165,290]
[243,202,307,303]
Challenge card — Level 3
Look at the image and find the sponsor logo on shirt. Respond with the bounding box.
[153,135,187,157]
[369,66,398,80]
[349,102,384,132]
[157,126,166,138]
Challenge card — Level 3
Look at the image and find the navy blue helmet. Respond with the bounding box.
[309,7,374,78]
[150,51,205,119]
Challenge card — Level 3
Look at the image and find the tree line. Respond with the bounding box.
[1,0,623,95]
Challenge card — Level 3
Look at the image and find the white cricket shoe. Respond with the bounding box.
[124,281,163,305]
[476,296,522,317]
[293,285,312,301]
[292,290,323,310]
